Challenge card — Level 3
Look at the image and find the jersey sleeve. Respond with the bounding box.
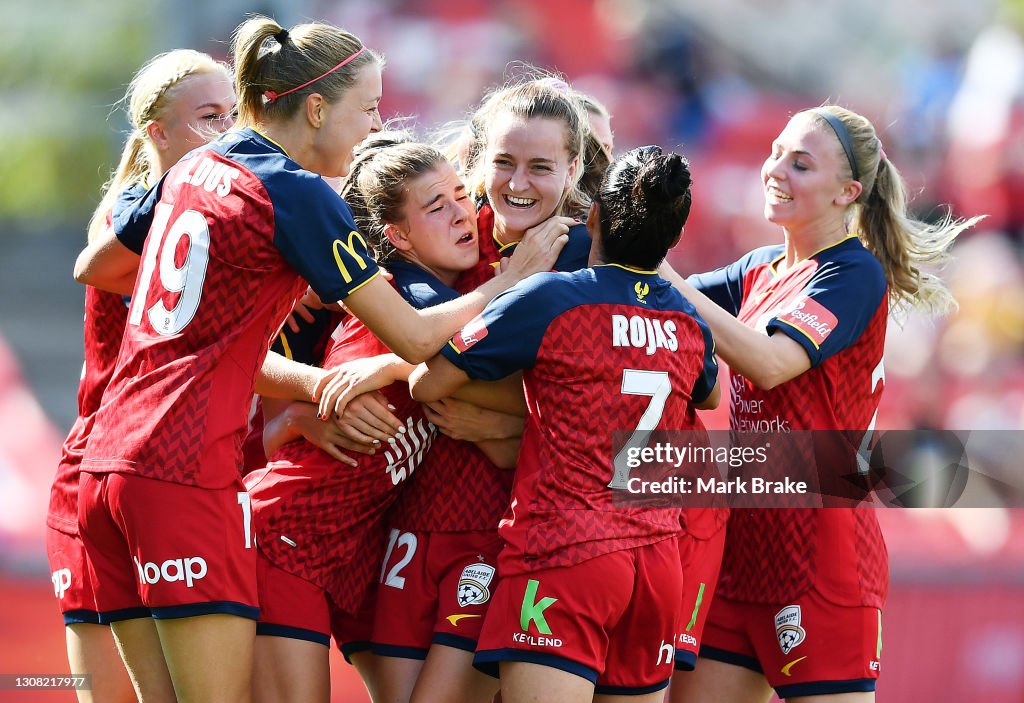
[439,274,561,381]
[271,308,336,365]
[687,246,780,315]
[270,173,380,303]
[389,260,462,310]
[112,178,166,255]
[690,311,719,403]
[493,223,591,274]
[766,255,886,367]
[551,223,592,272]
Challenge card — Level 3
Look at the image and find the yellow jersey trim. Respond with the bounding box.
[344,270,381,297]
[252,129,290,157]
[596,263,658,275]
[278,332,294,360]
[773,317,821,349]
[494,233,518,254]
[770,235,858,276]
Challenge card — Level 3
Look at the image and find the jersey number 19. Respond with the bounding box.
[128,203,210,335]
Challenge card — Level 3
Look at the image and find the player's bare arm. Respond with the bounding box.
[448,374,527,417]
[73,227,140,295]
[408,353,471,403]
[474,438,522,469]
[423,398,525,442]
[660,261,811,390]
[255,350,333,400]
[261,392,401,465]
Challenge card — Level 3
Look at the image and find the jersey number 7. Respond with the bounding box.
[608,369,672,489]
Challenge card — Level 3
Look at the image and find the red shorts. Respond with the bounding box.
[46,527,106,624]
[674,528,726,670]
[474,537,681,695]
[254,547,374,661]
[372,529,502,659]
[330,591,375,663]
[256,549,331,646]
[78,472,258,622]
[700,589,882,698]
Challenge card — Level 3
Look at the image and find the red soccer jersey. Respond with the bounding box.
[247,260,456,612]
[247,319,431,613]
[442,265,719,575]
[49,186,146,535]
[394,205,592,533]
[82,129,379,489]
[47,285,129,534]
[690,237,889,607]
[389,434,515,532]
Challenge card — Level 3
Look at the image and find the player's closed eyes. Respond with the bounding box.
[203,109,236,123]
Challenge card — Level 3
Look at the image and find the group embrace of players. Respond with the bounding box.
[45,13,978,703]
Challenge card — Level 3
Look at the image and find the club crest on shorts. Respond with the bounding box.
[457,562,495,607]
[775,605,807,655]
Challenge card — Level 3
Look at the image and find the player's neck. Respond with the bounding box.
[256,120,311,170]
[781,220,849,269]
[492,221,523,246]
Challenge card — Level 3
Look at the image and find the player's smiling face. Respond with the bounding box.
[760,112,854,231]
[388,162,479,286]
[484,114,578,242]
[313,61,383,178]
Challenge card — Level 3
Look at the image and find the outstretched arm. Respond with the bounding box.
[342,217,572,364]
[660,262,810,390]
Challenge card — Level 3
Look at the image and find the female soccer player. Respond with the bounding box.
[46,48,234,703]
[410,146,721,703]
[663,105,980,703]
[367,77,611,703]
[71,17,565,703]
[247,135,483,703]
